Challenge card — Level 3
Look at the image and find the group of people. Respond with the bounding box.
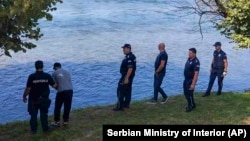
[22,41,228,134]
[113,41,228,113]
[22,61,74,134]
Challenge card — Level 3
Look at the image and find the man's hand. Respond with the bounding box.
[189,84,195,90]
[23,96,27,103]
[124,77,129,84]
[22,87,30,103]
[155,72,159,77]
[222,71,227,77]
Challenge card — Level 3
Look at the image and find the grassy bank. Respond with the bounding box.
[0,92,250,141]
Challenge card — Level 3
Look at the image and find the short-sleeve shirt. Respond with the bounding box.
[52,68,73,93]
[184,57,200,80]
[155,51,168,74]
[26,71,55,100]
[212,50,227,69]
[120,52,136,76]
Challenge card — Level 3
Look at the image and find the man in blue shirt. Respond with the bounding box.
[183,48,200,112]
[113,43,136,111]
[148,43,169,104]
[203,42,228,97]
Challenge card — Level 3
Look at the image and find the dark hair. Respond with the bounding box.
[35,60,43,69]
[189,48,197,54]
[53,62,62,69]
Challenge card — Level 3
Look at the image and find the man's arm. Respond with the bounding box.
[222,59,228,76]
[190,71,199,90]
[22,87,31,103]
[52,83,58,89]
[223,59,228,72]
[49,74,58,89]
[124,68,133,84]
[210,58,214,72]
[155,60,166,74]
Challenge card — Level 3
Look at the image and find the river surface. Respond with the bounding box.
[0,0,250,124]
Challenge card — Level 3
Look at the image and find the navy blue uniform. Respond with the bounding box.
[155,51,168,74]
[205,50,227,95]
[183,57,200,110]
[153,51,168,101]
[27,71,55,132]
[116,52,136,110]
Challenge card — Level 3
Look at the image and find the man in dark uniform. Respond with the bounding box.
[203,42,228,97]
[22,60,57,134]
[147,43,169,104]
[183,48,200,112]
[113,43,136,111]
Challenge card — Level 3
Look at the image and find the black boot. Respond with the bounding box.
[202,92,210,97]
[217,90,221,95]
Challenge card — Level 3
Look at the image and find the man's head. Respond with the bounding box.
[35,60,43,70]
[121,43,131,55]
[213,42,221,51]
[189,48,197,59]
[53,62,62,70]
[158,43,165,51]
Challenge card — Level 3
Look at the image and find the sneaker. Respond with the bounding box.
[63,122,68,126]
[147,99,157,104]
[51,121,60,127]
[160,97,169,104]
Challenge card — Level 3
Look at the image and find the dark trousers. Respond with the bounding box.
[116,75,134,109]
[183,79,195,108]
[54,90,73,122]
[28,99,51,132]
[206,69,224,94]
[153,72,167,101]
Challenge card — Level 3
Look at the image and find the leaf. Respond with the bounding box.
[45,13,53,21]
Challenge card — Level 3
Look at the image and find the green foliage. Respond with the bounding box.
[216,0,250,49]
[0,0,63,57]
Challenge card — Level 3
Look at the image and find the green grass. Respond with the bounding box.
[1,92,250,141]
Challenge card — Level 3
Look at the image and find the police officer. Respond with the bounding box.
[113,43,136,111]
[22,60,57,134]
[203,42,228,97]
[183,48,200,112]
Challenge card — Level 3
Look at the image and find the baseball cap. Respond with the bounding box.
[213,42,221,46]
[53,62,61,69]
[121,43,131,49]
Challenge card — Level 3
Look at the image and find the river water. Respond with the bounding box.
[0,0,249,124]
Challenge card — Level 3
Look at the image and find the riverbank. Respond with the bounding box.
[0,92,250,141]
